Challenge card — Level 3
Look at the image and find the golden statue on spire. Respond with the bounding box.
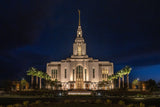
[78,9,80,26]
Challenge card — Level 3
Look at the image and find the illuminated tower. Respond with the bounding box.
[72,10,87,56]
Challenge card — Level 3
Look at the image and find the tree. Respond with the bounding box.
[157,81,160,88]
[54,79,62,90]
[26,67,36,89]
[146,79,158,92]
[117,70,124,89]
[34,69,40,89]
[123,66,132,88]
[2,80,12,91]
[50,80,55,90]
[43,73,51,89]
[37,71,44,89]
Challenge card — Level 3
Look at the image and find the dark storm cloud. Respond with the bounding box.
[85,0,160,68]
[0,0,62,50]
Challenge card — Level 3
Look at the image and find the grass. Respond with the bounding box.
[0,95,160,107]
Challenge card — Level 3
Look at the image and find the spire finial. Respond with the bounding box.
[78,9,80,26]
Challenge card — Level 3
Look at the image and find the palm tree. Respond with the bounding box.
[120,68,126,88]
[123,66,132,88]
[26,67,36,89]
[43,73,51,89]
[98,80,109,90]
[37,71,44,89]
[33,69,39,89]
[105,66,132,89]
[54,79,62,90]
[50,80,55,90]
[117,70,124,89]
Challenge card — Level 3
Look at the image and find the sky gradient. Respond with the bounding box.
[0,0,160,83]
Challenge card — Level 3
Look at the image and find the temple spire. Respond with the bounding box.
[78,9,81,26]
[77,9,82,38]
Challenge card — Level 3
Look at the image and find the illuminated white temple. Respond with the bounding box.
[46,10,114,90]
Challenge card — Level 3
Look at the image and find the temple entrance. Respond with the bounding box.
[85,84,90,90]
[76,66,83,89]
[70,83,74,89]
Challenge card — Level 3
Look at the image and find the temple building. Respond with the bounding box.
[46,11,114,90]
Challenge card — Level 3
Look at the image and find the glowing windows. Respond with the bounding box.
[65,69,67,78]
[85,69,87,81]
[102,68,109,81]
[51,69,57,79]
[73,69,74,81]
[93,69,95,78]
[78,46,82,56]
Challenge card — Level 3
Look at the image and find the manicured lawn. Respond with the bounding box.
[34,103,117,107]
[0,97,160,107]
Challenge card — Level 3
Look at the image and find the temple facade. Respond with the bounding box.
[46,11,114,90]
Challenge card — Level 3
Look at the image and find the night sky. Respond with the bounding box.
[0,0,160,84]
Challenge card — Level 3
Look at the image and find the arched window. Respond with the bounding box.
[102,68,108,81]
[85,69,87,81]
[73,69,74,81]
[65,69,67,78]
[78,46,82,56]
[93,69,95,78]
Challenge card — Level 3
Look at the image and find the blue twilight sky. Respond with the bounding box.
[0,0,160,83]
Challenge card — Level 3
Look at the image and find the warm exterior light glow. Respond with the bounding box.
[78,46,81,55]
[46,10,114,90]
[68,91,91,95]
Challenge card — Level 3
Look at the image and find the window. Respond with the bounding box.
[65,69,67,78]
[54,70,55,78]
[56,70,57,79]
[85,69,87,81]
[73,69,74,81]
[93,69,95,78]
[102,68,108,81]
[78,46,81,56]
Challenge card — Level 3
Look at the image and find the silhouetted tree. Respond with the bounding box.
[2,80,12,92]
[146,79,158,92]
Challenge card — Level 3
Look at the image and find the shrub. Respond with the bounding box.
[6,105,13,107]
[148,106,156,107]
[23,101,29,106]
[127,104,134,107]
[118,100,125,106]
[64,99,70,104]
[137,94,143,97]
[95,99,102,104]
[44,101,50,105]
[35,100,41,105]
[106,99,112,105]
[87,99,92,103]
[74,99,79,103]
[13,103,22,107]
[29,102,35,107]
[140,102,145,107]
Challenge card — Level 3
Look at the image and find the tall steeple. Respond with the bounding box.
[78,9,81,26]
[77,10,82,38]
[72,10,87,57]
